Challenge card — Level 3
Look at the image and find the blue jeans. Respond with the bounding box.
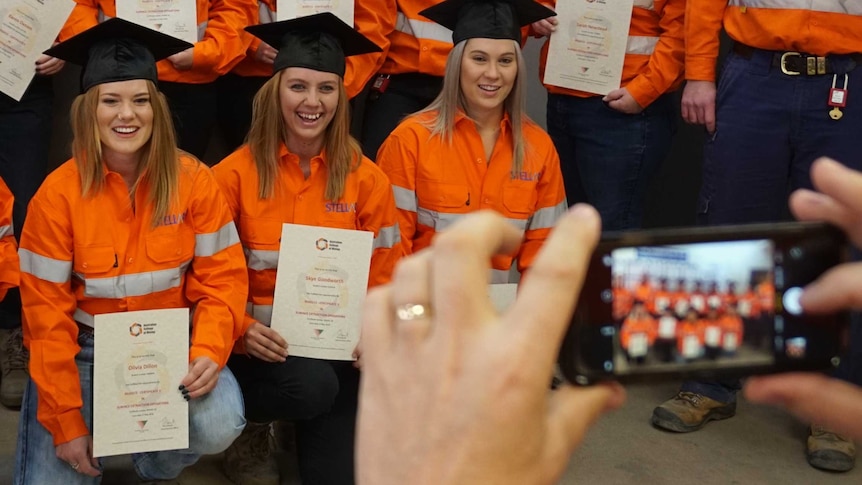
[546,92,675,231]
[14,332,246,484]
[685,47,862,403]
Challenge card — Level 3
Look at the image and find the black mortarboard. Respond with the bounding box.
[420,0,555,45]
[44,18,192,92]
[245,12,381,78]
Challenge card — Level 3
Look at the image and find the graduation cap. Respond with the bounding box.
[44,18,192,92]
[245,12,381,78]
[420,0,555,45]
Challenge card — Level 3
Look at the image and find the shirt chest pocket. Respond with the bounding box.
[73,245,116,276]
[419,181,470,211]
[239,215,282,248]
[146,228,194,266]
[502,185,537,216]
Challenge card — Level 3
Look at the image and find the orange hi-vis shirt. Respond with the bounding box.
[613,286,634,320]
[756,280,775,313]
[61,0,255,84]
[233,0,395,98]
[380,0,453,77]
[536,0,685,108]
[0,178,18,302]
[634,282,653,303]
[376,110,567,283]
[720,314,744,340]
[677,319,705,354]
[737,290,761,318]
[213,144,402,341]
[19,156,248,446]
[649,289,673,315]
[686,1,862,82]
[620,315,657,350]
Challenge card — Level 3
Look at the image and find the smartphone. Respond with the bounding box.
[558,222,849,385]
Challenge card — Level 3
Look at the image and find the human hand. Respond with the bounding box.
[180,356,219,399]
[35,54,65,76]
[254,42,277,65]
[743,158,862,440]
[352,338,363,370]
[167,48,194,70]
[531,16,558,37]
[243,322,288,363]
[603,88,644,114]
[681,80,717,133]
[357,206,626,485]
[55,435,100,477]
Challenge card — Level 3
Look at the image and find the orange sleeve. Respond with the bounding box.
[685,0,726,82]
[184,162,249,367]
[625,0,685,108]
[59,0,101,40]
[376,124,420,256]
[516,128,567,273]
[0,178,18,302]
[356,160,403,287]
[19,179,88,446]
[190,0,255,76]
[344,0,397,98]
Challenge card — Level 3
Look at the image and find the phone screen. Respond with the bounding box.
[565,224,846,384]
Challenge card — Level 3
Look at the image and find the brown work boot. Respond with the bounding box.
[651,391,736,432]
[807,424,856,472]
[223,421,280,485]
[0,327,28,408]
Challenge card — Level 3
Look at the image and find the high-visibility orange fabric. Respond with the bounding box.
[720,314,744,341]
[756,280,774,313]
[620,315,657,350]
[19,156,248,446]
[634,282,653,303]
[677,319,705,353]
[649,289,673,315]
[0,177,18,302]
[213,144,403,345]
[61,0,255,84]
[613,287,634,320]
[232,0,395,98]
[535,0,685,108]
[376,110,567,278]
[737,290,761,318]
[686,2,862,82]
[380,0,453,77]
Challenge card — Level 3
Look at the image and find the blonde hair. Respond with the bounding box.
[247,70,360,200]
[415,39,530,173]
[70,80,180,225]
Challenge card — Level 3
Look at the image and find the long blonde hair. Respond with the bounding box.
[247,70,360,200]
[415,39,530,173]
[70,80,180,225]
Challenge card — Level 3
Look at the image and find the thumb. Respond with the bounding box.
[545,382,626,454]
[602,89,624,102]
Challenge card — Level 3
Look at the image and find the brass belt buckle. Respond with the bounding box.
[780,51,802,75]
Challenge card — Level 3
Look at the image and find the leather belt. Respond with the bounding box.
[733,43,862,76]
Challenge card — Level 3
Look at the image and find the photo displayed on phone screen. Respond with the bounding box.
[607,239,778,375]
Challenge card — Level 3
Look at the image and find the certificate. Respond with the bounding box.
[270,224,372,360]
[543,0,634,95]
[117,0,198,45]
[488,283,517,313]
[93,308,189,457]
[0,0,74,101]
[277,0,353,25]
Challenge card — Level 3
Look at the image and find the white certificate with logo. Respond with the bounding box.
[93,308,189,457]
[117,0,197,45]
[270,223,372,360]
[277,0,353,24]
[543,0,634,95]
[0,0,74,101]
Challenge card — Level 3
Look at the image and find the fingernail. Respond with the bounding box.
[178,384,185,391]
[184,395,190,401]
[181,388,189,395]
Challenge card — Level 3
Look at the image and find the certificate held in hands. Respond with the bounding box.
[116,0,198,45]
[270,224,372,361]
[93,308,189,457]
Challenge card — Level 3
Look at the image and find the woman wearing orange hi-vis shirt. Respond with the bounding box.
[377,0,566,283]
[214,14,400,485]
[0,178,18,304]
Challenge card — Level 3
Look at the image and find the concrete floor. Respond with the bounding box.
[0,382,858,484]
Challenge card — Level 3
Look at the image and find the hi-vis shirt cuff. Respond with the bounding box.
[20,249,72,284]
[373,223,401,250]
[0,223,13,239]
[528,201,568,231]
[395,11,453,44]
[392,186,418,213]
[195,222,241,258]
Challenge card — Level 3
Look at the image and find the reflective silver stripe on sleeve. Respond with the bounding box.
[527,201,568,231]
[0,223,12,239]
[195,222,240,257]
[247,302,273,326]
[74,308,95,327]
[259,2,276,23]
[627,36,659,55]
[392,186,418,213]
[490,268,512,284]
[245,248,280,271]
[417,208,527,233]
[76,260,191,299]
[634,0,656,9]
[729,0,862,15]
[19,249,72,284]
[395,11,453,43]
[373,223,401,250]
